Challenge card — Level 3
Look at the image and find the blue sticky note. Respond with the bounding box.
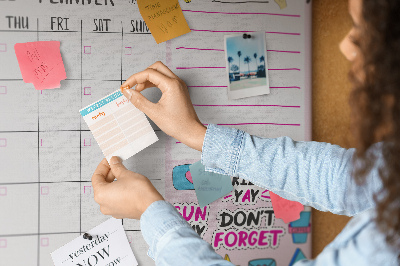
[189,160,233,208]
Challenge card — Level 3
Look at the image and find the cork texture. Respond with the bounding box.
[311,0,353,258]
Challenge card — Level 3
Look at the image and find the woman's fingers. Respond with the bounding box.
[147,61,177,79]
[121,68,173,93]
[91,159,110,192]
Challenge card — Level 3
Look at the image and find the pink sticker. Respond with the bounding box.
[0,239,7,248]
[185,170,193,184]
[14,41,67,90]
[270,191,304,223]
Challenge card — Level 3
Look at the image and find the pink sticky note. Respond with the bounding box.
[14,41,66,90]
[270,191,304,223]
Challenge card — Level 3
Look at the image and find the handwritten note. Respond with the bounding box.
[137,0,191,44]
[14,41,66,90]
[189,161,233,208]
[269,191,304,223]
[51,218,137,266]
[79,90,158,162]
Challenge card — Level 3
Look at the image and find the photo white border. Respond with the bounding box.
[224,32,270,100]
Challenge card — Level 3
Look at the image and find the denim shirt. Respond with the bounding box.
[140,124,399,265]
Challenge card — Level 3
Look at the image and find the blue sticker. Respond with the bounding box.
[289,248,306,266]
[289,210,311,244]
[189,160,233,208]
[172,164,194,190]
[248,258,276,266]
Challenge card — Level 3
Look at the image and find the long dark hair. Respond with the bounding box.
[350,0,400,251]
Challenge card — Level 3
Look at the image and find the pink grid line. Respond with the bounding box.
[190,29,301,35]
[192,104,300,108]
[182,9,301,18]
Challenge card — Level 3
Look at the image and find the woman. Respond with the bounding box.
[91,0,400,264]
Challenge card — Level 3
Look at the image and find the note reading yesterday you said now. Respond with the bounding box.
[51,218,137,266]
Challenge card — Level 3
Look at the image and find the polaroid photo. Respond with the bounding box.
[224,31,270,100]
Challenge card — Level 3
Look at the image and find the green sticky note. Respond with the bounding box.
[189,160,233,208]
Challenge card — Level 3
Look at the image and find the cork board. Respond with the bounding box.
[312,0,353,258]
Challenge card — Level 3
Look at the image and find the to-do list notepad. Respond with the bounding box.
[79,90,158,161]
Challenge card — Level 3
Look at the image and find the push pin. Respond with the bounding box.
[83,233,95,241]
[243,33,252,39]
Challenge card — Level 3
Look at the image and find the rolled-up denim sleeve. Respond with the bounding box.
[140,200,234,265]
[201,124,382,216]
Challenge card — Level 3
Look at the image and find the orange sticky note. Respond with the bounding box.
[270,191,304,223]
[14,41,66,90]
[137,0,191,44]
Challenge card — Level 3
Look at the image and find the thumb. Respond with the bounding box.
[109,156,129,178]
[122,88,155,117]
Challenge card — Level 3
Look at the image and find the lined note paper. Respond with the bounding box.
[79,90,158,162]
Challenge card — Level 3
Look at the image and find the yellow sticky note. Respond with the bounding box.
[274,0,287,9]
[137,0,191,44]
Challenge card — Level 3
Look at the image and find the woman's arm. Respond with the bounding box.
[119,62,382,216]
[91,157,233,265]
[141,201,234,265]
[202,124,382,216]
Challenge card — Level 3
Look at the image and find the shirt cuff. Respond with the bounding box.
[201,124,245,176]
[140,200,191,260]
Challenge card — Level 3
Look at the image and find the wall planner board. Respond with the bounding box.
[0,0,312,265]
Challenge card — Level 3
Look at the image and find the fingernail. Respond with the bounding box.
[120,85,129,92]
[110,156,122,165]
[123,89,133,100]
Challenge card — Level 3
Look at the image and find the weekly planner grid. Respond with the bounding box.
[0,0,312,265]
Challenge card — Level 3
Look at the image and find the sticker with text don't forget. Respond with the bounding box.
[137,0,191,44]
[14,41,66,90]
[51,218,137,266]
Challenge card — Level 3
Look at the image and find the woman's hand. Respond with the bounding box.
[120,61,206,151]
[91,157,164,220]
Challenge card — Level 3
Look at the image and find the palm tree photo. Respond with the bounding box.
[244,56,251,77]
[237,51,242,77]
[253,53,258,74]
[227,56,233,73]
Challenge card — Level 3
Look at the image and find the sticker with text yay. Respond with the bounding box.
[51,218,137,266]
[137,0,191,43]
